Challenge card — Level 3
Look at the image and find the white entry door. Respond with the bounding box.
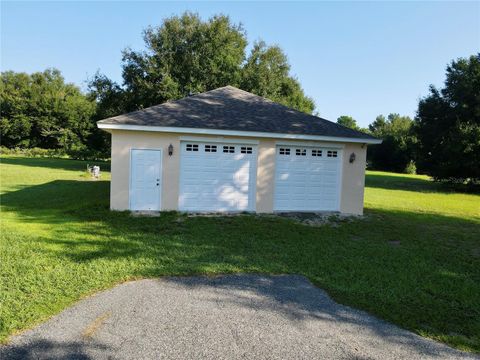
[179,142,257,212]
[130,149,162,211]
[274,146,342,211]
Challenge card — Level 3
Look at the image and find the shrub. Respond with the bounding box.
[404,161,417,174]
[0,146,108,161]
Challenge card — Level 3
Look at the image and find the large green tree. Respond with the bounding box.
[336,115,359,130]
[0,69,95,151]
[120,13,247,110]
[89,12,314,117]
[86,73,126,154]
[415,54,480,183]
[368,113,417,173]
[240,41,314,113]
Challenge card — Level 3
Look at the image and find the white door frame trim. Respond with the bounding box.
[179,136,259,145]
[275,140,345,149]
[129,148,163,211]
[337,149,344,213]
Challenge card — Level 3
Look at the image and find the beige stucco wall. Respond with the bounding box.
[109,130,367,214]
[110,130,180,211]
[340,143,367,215]
[255,139,277,213]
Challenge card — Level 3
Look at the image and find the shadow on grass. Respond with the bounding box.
[0,157,111,172]
[1,179,110,211]
[365,172,479,194]
[2,179,480,353]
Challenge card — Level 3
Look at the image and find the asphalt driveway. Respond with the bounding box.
[1,275,477,360]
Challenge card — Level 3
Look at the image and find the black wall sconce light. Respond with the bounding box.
[349,152,356,163]
[168,144,174,156]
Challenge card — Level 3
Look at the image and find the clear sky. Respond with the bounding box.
[1,1,479,127]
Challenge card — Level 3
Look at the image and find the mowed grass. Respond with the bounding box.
[1,157,479,352]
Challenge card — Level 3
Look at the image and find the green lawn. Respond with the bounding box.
[1,157,479,352]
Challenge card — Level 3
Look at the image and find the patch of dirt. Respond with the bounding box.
[131,211,161,217]
[276,212,365,227]
[186,211,251,218]
[182,211,365,227]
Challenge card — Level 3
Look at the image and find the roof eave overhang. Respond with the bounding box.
[97,123,382,145]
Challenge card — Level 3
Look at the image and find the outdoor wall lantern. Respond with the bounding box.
[349,152,356,163]
[168,144,174,156]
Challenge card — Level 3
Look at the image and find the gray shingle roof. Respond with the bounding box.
[97,86,377,140]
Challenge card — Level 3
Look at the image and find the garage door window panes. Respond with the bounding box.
[223,146,235,153]
[312,149,322,157]
[241,146,253,154]
[327,150,338,158]
[186,144,199,152]
[296,149,307,156]
[279,148,290,155]
[205,144,217,153]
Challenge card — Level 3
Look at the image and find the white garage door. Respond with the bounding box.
[274,146,342,211]
[179,142,257,212]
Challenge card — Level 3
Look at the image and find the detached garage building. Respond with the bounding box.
[97,86,380,215]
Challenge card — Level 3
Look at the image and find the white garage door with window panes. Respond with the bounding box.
[274,146,342,211]
[179,142,257,212]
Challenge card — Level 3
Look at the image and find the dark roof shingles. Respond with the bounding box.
[98,86,376,140]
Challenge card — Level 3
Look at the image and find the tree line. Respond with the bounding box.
[1,12,478,183]
[335,52,479,183]
[337,114,417,174]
